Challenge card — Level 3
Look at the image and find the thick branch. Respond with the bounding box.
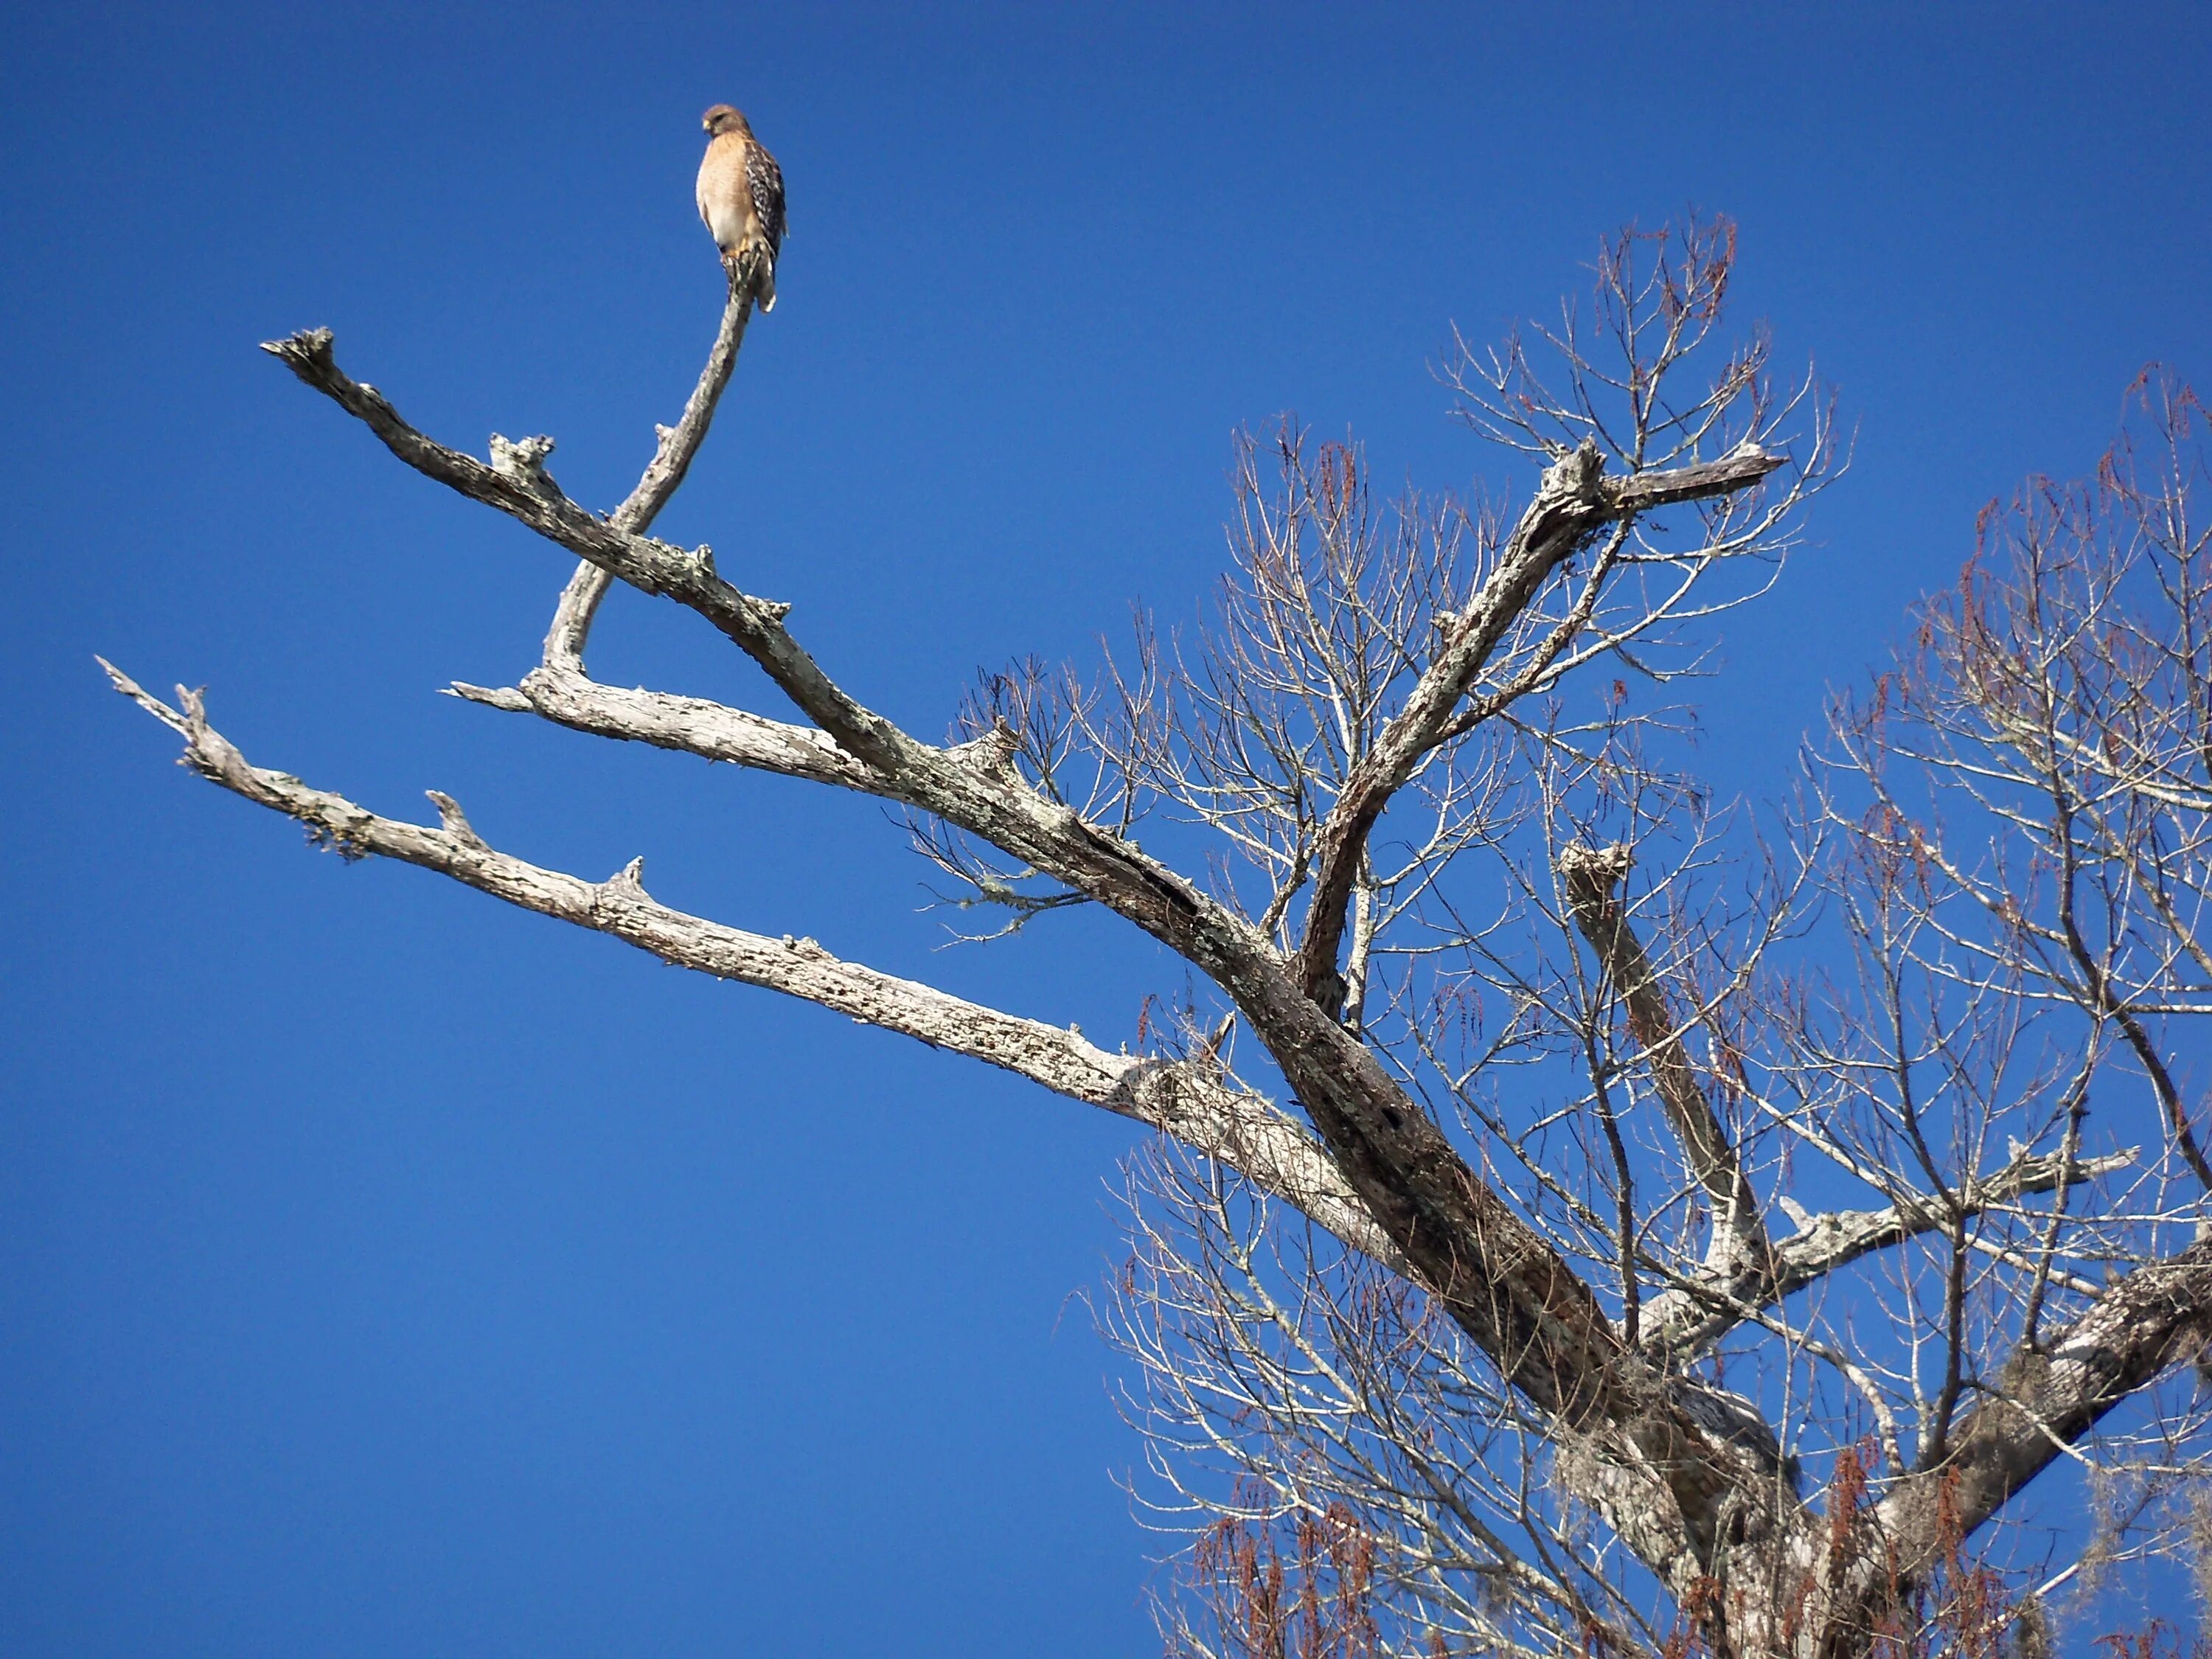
[451,665,880,791]
[1878,1232,2212,1574]
[102,660,1397,1267]
[260,327,1228,963]
[1558,841,1770,1280]
[1645,1144,2138,1357]
[253,330,1788,1588]
[114,649,1776,1582]
[263,326,921,779]
[1293,440,1783,1005]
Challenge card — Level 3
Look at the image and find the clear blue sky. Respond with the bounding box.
[4,4,2208,1654]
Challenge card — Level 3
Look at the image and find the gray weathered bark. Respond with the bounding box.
[108,235,2212,1656]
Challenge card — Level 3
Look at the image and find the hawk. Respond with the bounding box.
[697,105,785,311]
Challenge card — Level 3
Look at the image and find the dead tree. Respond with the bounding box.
[106,214,2212,1656]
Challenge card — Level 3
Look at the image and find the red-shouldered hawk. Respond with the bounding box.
[697,105,785,311]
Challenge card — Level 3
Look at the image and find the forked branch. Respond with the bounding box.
[1645,1142,2138,1357]
[100,661,1398,1267]
[1877,1231,2212,1579]
[242,316,1789,1598]
[1293,439,1785,1007]
[546,273,755,668]
[262,324,921,779]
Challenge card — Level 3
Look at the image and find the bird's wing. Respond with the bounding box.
[745,142,785,254]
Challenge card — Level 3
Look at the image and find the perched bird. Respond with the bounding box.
[696,104,785,310]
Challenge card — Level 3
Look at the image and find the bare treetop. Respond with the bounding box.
[108,206,2212,1658]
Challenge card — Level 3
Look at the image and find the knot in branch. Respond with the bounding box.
[1538,436,1608,504]
[490,433,561,498]
[602,856,650,900]
[1559,840,1634,900]
[425,790,487,851]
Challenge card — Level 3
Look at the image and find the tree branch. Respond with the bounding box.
[258,326,1247,966]
[1644,1144,2138,1357]
[100,659,1398,1267]
[263,325,921,778]
[449,665,880,791]
[546,271,754,671]
[251,321,1792,1593]
[1557,841,1770,1281]
[111,635,1780,1582]
[1877,1231,2212,1575]
[1292,440,1783,1007]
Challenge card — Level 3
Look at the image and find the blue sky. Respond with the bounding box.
[4,4,2209,1654]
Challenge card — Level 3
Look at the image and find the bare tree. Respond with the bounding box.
[105,211,2211,1657]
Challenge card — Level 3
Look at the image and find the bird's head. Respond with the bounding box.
[702,105,748,138]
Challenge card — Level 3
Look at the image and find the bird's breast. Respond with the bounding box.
[696,144,758,251]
